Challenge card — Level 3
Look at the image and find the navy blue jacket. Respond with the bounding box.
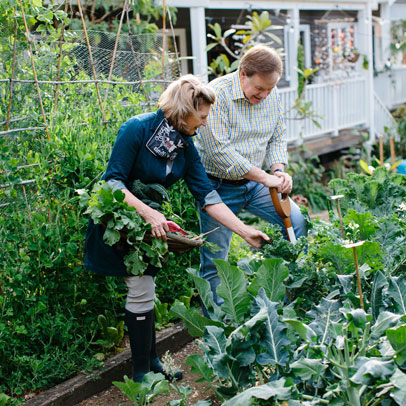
[85,109,221,276]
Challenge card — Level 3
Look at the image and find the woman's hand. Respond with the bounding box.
[240,226,270,248]
[142,207,169,241]
[121,189,169,241]
[205,203,270,249]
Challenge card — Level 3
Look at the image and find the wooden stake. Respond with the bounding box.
[18,0,51,141]
[352,246,364,310]
[6,12,18,134]
[343,241,365,310]
[161,0,166,79]
[390,137,397,173]
[167,5,181,74]
[125,4,150,105]
[104,0,127,104]
[379,135,384,166]
[330,195,345,239]
[22,185,32,220]
[76,0,106,122]
[337,200,345,239]
[54,0,69,112]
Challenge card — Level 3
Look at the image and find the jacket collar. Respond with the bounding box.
[150,108,165,132]
[150,108,191,143]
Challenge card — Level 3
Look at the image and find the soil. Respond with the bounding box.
[75,340,219,406]
[309,209,330,222]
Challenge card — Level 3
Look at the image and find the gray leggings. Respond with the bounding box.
[124,275,155,313]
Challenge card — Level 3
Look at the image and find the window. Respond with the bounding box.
[391,20,406,66]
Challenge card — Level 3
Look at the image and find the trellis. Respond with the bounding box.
[0,0,182,208]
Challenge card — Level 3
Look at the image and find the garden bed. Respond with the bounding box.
[75,340,219,406]
[25,322,192,406]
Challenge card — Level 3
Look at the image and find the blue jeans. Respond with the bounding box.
[198,179,307,306]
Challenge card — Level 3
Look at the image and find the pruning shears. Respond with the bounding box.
[269,188,297,244]
[166,221,189,235]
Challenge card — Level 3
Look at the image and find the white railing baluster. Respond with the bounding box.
[374,66,406,109]
[280,77,369,144]
[374,92,397,139]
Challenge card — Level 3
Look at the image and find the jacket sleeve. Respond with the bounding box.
[103,118,143,189]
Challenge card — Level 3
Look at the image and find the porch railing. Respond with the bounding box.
[279,77,368,144]
[374,91,398,139]
[374,66,406,109]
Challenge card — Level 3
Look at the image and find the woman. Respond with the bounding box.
[85,75,273,383]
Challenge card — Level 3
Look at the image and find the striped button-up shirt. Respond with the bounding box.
[194,71,288,180]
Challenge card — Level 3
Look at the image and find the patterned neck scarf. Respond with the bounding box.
[146,118,188,161]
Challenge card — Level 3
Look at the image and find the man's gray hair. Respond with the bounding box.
[239,45,283,77]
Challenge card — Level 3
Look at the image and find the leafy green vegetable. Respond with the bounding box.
[79,181,168,276]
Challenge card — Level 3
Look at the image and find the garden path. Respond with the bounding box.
[74,340,218,406]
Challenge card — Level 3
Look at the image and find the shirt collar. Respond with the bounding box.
[231,71,246,101]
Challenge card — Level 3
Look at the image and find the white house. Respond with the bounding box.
[165,0,405,152]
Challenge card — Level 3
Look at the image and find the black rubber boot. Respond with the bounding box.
[125,308,154,383]
[149,313,183,381]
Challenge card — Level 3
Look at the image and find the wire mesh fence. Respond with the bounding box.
[0,29,181,210]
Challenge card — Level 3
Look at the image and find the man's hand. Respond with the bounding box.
[274,171,292,194]
[262,174,283,191]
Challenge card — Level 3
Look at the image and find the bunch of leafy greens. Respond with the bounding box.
[131,180,169,211]
[79,181,168,276]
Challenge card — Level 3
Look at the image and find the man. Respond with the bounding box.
[194,44,307,306]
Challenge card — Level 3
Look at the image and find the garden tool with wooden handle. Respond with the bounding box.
[269,188,297,244]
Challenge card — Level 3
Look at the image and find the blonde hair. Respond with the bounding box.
[239,45,283,77]
[158,75,216,133]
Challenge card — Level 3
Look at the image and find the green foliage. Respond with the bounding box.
[113,372,169,405]
[169,169,406,405]
[154,288,194,330]
[131,180,169,211]
[288,149,331,212]
[65,0,177,35]
[177,264,406,405]
[329,167,406,218]
[391,105,406,159]
[0,5,185,399]
[207,54,239,78]
[294,42,320,124]
[79,181,168,276]
[0,394,10,406]
[155,180,200,304]
[205,11,282,78]
[93,312,125,350]
[390,20,406,64]
[297,42,306,99]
